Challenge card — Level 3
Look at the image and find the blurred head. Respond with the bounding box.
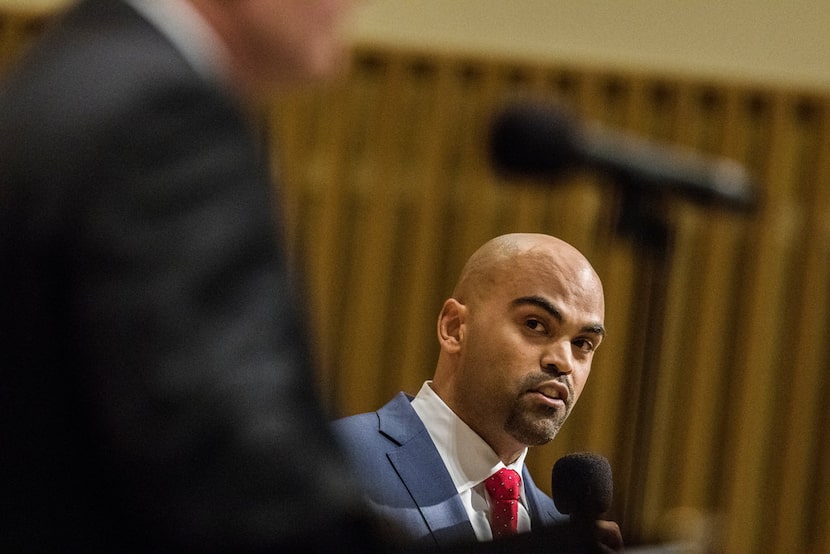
[189,0,353,95]
[431,233,605,463]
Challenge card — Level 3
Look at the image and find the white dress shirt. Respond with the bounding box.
[411,381,532,541]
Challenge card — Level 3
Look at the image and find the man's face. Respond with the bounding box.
[454,250,605,457]
[237,0,352,88]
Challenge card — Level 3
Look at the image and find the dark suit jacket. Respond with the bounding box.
[331,393,566,550]
[0,1,368,551]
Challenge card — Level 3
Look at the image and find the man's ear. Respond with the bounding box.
[437,298,466,353]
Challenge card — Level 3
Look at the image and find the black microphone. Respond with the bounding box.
[551,452,614,552]
[489,101,757,210]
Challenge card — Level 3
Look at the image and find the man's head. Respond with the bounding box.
[189,0,353,95]
[431,233,605,464]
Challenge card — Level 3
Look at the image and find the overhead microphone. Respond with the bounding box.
[489,100,757,211]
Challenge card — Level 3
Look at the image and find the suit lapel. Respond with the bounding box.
[522,466,561,527]
[376,394,562,544]
[379,394,477,547]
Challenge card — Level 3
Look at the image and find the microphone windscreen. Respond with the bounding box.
[489,102,580,177]
[551,452,613,517]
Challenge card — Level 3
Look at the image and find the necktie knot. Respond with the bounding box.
[484,468,522,538]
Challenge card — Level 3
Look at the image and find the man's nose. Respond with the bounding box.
[541,340,574,375]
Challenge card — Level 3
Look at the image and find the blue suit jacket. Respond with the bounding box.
[332,392,566,550]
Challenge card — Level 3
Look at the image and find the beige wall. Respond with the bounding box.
[3,0,827,89]
[346,0,830,91]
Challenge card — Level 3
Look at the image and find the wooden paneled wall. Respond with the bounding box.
[271,47,830,552]
[3,8,828,551]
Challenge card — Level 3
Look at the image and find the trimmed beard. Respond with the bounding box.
[504,375,574,446]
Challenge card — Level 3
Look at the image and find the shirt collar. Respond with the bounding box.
[123,0,231,84]
[411,381,528,494]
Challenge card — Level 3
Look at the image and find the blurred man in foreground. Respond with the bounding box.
[0,0,380,551]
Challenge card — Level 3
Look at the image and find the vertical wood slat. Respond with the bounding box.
[598,76,664,540]
[675,90,748,509]
[270,80,361,413]
[335,55,413,413]
[720,94,802,553]
[638,84,760,546]
[639,82,713,536]
[815,361,830,554]
[387,55,459,396]
[768,98,830,554]
[810,107,830,551]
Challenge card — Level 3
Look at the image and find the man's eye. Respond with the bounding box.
[573,338,595,353]
[526,319,547,333]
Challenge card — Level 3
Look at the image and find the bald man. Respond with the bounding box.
[0,1,376,551]
[332,233,621,551]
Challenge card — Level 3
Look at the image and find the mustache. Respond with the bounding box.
[521,372,574,404]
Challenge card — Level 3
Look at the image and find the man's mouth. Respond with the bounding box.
[527,381,569,407]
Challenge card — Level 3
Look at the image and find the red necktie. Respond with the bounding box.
[485,468,522,539]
